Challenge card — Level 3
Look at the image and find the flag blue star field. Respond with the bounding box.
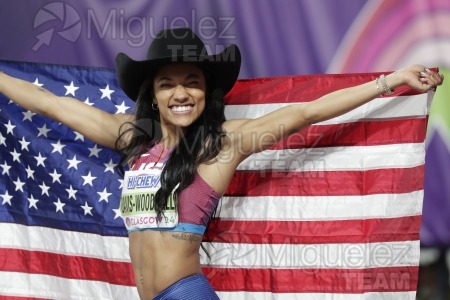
[0,59,435,299]
[0,61,129,234]
[0,60,137,298]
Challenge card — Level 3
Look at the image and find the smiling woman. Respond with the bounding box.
[112,27,241,299]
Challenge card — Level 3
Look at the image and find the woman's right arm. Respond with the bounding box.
[0,71,134,149]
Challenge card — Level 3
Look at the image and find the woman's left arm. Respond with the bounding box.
[227,65,444,156]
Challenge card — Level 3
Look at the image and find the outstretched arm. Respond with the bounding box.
[224,65,444,159]
[0,71,134,149]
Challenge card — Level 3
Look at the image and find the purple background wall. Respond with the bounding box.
[0,0,365,77]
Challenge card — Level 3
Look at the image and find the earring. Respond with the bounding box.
[151,103,158,110]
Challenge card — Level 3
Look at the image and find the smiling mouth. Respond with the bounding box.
[170,105,194,113]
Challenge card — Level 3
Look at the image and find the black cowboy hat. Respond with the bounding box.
[115,27,241,101]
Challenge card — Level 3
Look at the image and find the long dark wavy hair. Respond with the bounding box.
[116,67,226,223]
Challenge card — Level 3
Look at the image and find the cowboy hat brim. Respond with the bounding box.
[115,44,241,102]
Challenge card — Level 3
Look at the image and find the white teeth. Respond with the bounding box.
[171,105,192,112]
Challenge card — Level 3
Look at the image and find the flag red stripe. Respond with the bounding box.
[227,166,424,196]
[0,248,134,286]
[205,216,421,244]
[204,266,419,293]
[271,118,426,150]
[226,74,420,105]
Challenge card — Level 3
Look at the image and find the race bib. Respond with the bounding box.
[120,168,178,231]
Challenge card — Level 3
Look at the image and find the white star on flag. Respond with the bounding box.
[0,162,11,175]
[10,149,21,162]
[88,144,102,158]
[28,195,39,209]
[34,152,47,167]
[37,124,51,137]
[39,181,50,196]
[84,97,94,106]
[81,202,93,216]
[98,187,112,203]
[51,140,66,154]
[1,191,13,205]
[99,84,115,100]
[19,137,30,151]
[22,110,36,122]
[112,208,121,219]
[115,101,130,114]
[54,198,65,213]
[4,120,15,135]
[33,78,44,87]
[64,81,79,96]
[0,133,6,146]
[49,169,62,183]
[82,171,97,186]
[66,185,78,200]
[13,177,25,192]
[104,159,118,173]
[67,155,82,170]
[25,165,35,179]
[74,131,84,142]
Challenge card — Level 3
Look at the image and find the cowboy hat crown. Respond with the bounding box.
[116,27,241,101]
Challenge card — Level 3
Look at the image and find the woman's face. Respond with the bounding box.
[153,63,206,129]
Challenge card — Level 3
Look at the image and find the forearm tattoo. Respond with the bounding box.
[171,233,202,244]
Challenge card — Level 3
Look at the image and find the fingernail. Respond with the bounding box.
[425,68,432,72]
[420,72,427,76]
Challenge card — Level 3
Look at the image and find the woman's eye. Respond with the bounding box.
[186,81,199,86]
[160,83,172,88]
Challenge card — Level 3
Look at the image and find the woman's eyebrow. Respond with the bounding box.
[185,73,201,80]
[156,73,201,82]
[156,76,172,82]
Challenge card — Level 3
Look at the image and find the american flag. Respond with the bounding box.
[0,60,433,299]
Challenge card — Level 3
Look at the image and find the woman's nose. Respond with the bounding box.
[173,85,188,101]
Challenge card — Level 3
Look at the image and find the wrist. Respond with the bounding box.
[374,73,395,97]
[385,72,403,90]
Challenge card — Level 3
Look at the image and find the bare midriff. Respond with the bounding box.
[128,230,203,300]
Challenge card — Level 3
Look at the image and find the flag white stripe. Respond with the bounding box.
[225,94,428,124]
[0,223,130,261]
[216,291,416,300]
[0,224,419,268]
[219,190,423,221]
[201,241,420,269]
[237,143,425,171]
[0,272,138,300]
